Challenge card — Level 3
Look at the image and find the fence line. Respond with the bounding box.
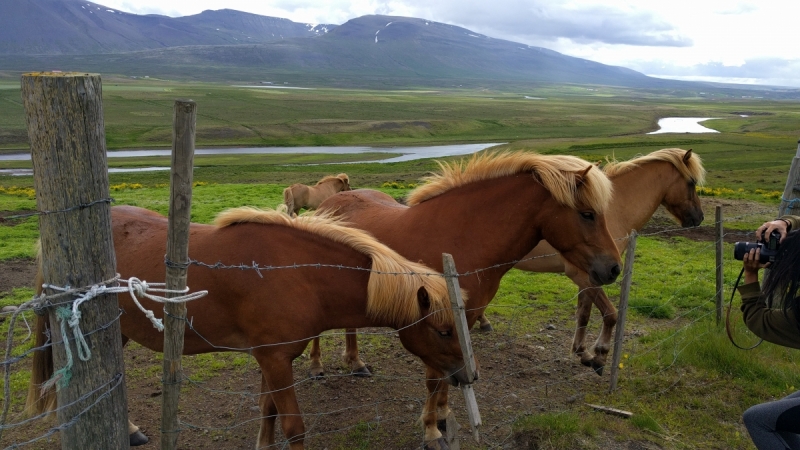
[2,129,794,447]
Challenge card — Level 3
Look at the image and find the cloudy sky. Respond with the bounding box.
[100,0,800,87]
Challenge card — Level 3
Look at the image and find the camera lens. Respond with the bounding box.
[733,241,761,261]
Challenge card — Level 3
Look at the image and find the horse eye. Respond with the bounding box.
[580,211,595,221]
[438,330,452,337]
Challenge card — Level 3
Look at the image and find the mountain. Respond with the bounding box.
[1,3,793,93]
[0,0,335,54]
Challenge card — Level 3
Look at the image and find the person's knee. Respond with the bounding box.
[743,404,766,427]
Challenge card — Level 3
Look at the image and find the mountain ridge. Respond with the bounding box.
[0,0,335,55]
[1,1,796,94]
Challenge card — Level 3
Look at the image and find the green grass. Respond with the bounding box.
[2,79,800,448]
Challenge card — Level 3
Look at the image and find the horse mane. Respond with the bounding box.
[214,207,456,327]
[603,148,706,185]
[405,150,613,212]
[316,173,348,185]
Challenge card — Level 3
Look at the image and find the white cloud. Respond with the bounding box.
[92,0,800,86]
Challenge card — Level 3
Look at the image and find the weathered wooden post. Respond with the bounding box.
[161,100,197,450]
[610,231,637,393]
[442,253,481,447]
[778,140,800,217]
[715,206,724,325]
[21,72,129,449]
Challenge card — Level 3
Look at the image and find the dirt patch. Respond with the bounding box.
[0,258,35,295]
[371,121,432,130]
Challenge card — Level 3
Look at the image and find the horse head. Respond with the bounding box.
[397,286,477,387]
[336,173,352,191]
[661,149,705,227]
[539,164,621,286]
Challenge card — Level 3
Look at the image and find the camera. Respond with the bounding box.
[734,230,782,264]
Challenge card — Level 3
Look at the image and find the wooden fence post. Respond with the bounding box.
[442,253,482,446]
[778,139,800,217]
[21,72,129,449]
[715,206,723,325]
[609,231,637,393]
[161,100,197,450]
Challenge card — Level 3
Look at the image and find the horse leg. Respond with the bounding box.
[565,263,593,363]
[343,329,370,376]
[565,262,616,375]
[475,312,493,332]
[308,337,324,379]
[572,289,594,367]
[256,373,278,449]
[587,286,617,374]
[419,366,449,450]
[117,335,149,446]
[254,351,305,450]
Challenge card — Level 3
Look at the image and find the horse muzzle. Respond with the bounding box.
[589,258,621,286]
[448,366,479,387]
[681,210,704,228]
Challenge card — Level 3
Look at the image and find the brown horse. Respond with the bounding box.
[312,150,622,443]
[26,205,472,450]
[283,173,351,216]
[492,148,705,373]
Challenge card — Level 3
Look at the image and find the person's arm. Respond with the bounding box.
[780,215,800,232]
[739,283,800,349]
[738,247,800,349]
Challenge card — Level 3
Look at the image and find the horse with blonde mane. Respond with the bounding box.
[313,150,621,443]
[491,148,705,373]
[284,173,351,216]
[26,205,471,450]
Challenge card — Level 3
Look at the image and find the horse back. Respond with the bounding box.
[317,189,407,224]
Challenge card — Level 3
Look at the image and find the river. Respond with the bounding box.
[0,143,504,176]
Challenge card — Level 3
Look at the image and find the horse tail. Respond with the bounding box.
[283,186,296,216]
[25,262,56,416]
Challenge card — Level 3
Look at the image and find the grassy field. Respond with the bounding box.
[1,79,800,448]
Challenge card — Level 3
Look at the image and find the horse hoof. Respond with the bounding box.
[479,323,493,332]
[130,430,149,446]
[422,437,450,450]
[591,363,604,376]
[437,419,447,433]
[351,366,372,377]
[310,371,325,380]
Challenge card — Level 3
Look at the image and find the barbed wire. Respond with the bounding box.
[0,210,788,448]
[0,198,114,223]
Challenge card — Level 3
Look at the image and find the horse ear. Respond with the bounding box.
[417,286,431,312]
[683,149,693,164]
[575,165,592,187]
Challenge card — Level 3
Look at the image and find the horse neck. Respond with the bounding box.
[607,161,679,239]
[314,181,336,196]
[396,175,551,300]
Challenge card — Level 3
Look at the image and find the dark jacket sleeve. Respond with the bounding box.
[738,281,800,349]
[779,215,800,231]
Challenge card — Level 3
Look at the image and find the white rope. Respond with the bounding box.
[43,275,208,333]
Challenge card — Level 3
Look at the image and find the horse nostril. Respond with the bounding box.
[611,264,621,278]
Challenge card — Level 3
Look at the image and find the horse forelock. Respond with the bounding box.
[214,207,455,326]
[405,151,613,213]
[604,148,706,186]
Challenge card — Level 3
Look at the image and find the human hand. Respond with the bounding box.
[756,219,790,243]
[742,247,769,284]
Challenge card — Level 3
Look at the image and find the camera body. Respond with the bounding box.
[734,230,782,264]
